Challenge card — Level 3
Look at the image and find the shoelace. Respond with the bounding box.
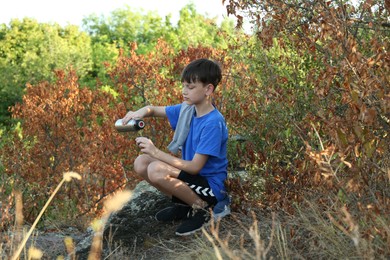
[187,205,212,218]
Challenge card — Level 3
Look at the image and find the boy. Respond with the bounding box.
[121,58,230,236]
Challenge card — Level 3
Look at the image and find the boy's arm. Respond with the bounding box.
[156,151,208,174]
[122,105,166,124]
[135,136,208,175]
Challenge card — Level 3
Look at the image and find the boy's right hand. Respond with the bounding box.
[122,107,147,125]
[122,111,138,125]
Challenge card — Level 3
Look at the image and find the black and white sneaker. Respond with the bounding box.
[175,207,211,236]
[155,204,192,222]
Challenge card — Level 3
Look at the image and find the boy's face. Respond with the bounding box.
[182,81,212,105]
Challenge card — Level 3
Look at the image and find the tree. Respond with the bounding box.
[221,0,389,253]
[164,3,237,50]
[82,6,169,54]
[82,3,238,53]
[0,18,93,126]
[3,69,138,221]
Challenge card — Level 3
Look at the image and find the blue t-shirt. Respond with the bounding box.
[165,103,228,201]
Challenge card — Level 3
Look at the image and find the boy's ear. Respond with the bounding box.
[206,84,215,94]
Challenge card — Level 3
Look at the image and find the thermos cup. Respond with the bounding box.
[115,119,145,132]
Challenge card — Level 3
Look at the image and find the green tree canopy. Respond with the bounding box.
[0,18,92,125]
[82,3,238,53]
[82,5,169,54]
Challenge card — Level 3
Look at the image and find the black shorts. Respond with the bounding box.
[177,171,218,206]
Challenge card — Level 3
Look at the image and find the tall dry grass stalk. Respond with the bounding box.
[11,171,82,260]
[274,222,289,260]
[203,211,276,260]
[87,190,133,260]
[14,191,23,229]
[327,205,390,259]
[64,236,76,260]
[293,199,390,259]
[11,191,24,257]
[27,246,43,259]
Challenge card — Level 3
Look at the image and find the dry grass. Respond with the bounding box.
[1,179,389,259]
[137,203,389,260]
[1,172,82,260]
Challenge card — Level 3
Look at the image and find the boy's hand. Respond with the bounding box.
[135,137,160,158]
[122,110,142,125]
[122,106,153,125]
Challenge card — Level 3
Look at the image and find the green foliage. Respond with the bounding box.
[100,85,119,99]
[0,18,93,126]
[0,85,23,126]
[0,5,238,127]
[82,6,169,54]
[85,41,118,87]
[165,3,237,50]
[82,3,237,53]
[0,19,92,82]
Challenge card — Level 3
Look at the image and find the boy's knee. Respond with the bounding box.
[147,161,166,182]
[147,161,161,174]
[133,154,150,175]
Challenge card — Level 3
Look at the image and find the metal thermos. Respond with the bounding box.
[115,119,145,132]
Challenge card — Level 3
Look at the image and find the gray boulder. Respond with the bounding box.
[74,181,174,259]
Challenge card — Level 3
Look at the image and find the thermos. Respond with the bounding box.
[115,119,145,132]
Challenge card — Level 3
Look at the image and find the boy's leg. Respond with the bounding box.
[173,171,218,236]
[176,171,218,207]
[134,154,177,198]
[133,154,156,183]
[134,154,206,208]
[135,154,219,232]
[147,160,207,208]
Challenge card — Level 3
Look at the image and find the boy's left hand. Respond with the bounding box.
[135,137,159,158]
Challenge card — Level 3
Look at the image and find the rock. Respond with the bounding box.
[73,181,173,259]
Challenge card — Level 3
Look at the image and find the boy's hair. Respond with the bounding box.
[181,59,222,90]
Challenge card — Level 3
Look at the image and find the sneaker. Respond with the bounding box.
[213,196,231,220]
[155,204,191,222]
[175,207,211,236]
